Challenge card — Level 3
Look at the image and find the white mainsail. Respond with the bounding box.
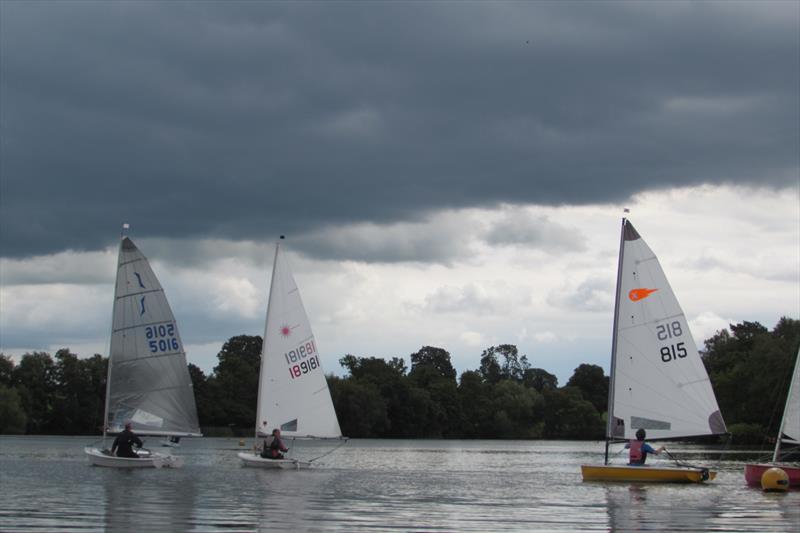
[104,237,201,437]
[606,219,726,441]
[774,348,800,460]
[255,239,342,439]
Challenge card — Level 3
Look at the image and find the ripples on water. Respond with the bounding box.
[0,437,797,532]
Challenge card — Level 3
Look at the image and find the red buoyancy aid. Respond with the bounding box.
[629,440,644,464]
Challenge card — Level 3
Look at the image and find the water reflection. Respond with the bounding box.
[1,437,799,532]
[606,484,725,532]
[101,469,196,532]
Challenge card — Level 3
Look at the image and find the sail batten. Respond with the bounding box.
[608,219,726,441]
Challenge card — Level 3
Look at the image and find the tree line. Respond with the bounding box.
[1,318,797,444]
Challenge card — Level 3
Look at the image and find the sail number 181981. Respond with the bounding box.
[656,321,687,362]
[285,340,319,379]
[289,355,320,379]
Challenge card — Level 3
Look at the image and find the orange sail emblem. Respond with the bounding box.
[629,288,658,301]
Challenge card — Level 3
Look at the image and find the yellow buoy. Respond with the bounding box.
[238,439,245,447]
[761,467,790,492]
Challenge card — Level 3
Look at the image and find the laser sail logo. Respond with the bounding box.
[629,288,658,302]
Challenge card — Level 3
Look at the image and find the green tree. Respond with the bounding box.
[458,370,491,437]
[409,347,462,437]
[328,375,389,437]
[212,335,262,429]
[479,348,502,384]
[487,380,543,438]
[522,367,558,392]
[80,354,108,433]
[13,352,56,433]
[410,346,457,381]
[481,345,529,382]
[0,384,27,434]
[542,387,604,439]
[337,355,416,437]
[565,364,608,414]
[188,363,227,430]
[50,349,89,434]
[0,354,14,385]
[703,318,800,438]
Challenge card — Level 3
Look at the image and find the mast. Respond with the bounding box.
[102,224,128,444]
[254,235,284,447]
[773,347,800,462]
[604,217,626,465]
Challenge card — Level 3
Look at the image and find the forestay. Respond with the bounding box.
[255,240,342,439]
[106,237,201,437]
[607,220,726,441]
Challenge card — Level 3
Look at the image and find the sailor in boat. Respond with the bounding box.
[111,422,143,458]
[625,429,665,466]
[260,428,289,460]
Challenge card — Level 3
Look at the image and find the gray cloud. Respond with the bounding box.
[485,211,586,252]
[1,1,797,259]
[547,276,614,313]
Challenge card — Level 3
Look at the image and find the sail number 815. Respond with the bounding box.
[661,342,687,362]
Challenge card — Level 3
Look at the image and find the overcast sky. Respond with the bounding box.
[1,1,798,383]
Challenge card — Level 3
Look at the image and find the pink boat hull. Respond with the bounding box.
[744,463,800,487]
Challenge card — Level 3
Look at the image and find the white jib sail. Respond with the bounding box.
[776,348,800,451]
[255,240,342,439]
[608,220,726,441]
[106,237,201,436]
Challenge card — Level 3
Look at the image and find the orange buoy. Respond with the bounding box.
[761,467,790,492]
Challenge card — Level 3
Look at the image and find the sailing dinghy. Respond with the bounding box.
[85,231,201,468]
[744,347,800,487]
[239,237,346,469]
[580,218,727,483]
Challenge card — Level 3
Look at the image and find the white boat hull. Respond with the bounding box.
[84,447,183,468]
[238,451,311,469]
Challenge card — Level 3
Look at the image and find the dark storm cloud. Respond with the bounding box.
[1,0,797,259]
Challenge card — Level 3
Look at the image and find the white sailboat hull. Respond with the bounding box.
[84,446,183,469]
[237,451,311,469]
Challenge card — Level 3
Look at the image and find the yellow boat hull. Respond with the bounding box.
[581,464,716,483]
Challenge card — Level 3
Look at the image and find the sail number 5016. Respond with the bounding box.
[145,324,179,353]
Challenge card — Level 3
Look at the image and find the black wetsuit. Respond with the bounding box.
[112,429,143,458]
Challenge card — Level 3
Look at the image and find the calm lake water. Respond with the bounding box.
[0,436,797,532]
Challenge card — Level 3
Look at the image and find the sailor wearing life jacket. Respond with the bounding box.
[625,428,665,465]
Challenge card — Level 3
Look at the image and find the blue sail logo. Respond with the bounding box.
[139,296,146,316]
[134,272,146,289]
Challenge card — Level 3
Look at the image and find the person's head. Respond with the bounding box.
[125,422,133,431]
[635,428,646,441]
[272,428,280,437]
